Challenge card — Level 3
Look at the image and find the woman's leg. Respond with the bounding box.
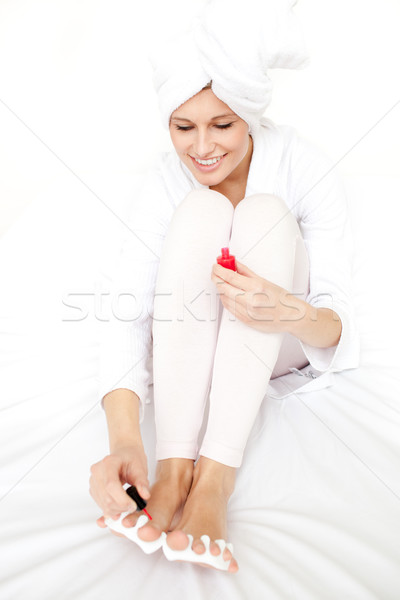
[199,193,309,468]
[165,193,310,570]
[152,188,234,461]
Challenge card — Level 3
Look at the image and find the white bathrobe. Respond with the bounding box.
[99,118,360,422]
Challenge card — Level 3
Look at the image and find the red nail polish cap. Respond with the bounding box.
[217,247,237,271]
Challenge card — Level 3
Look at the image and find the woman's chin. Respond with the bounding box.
[189,167,226,186]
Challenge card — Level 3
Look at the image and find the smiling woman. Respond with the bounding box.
[92,0,360,577]
[169,88,253,207]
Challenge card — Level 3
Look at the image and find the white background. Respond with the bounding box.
[1,6,399,597]
[0,0,399,238]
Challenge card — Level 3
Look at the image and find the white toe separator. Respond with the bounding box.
[105,512,166,554]
[162,534,234,571]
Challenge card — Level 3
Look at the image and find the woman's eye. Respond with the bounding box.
[175,123,233,131]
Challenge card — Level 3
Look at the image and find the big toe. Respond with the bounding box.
[166,530,191,551]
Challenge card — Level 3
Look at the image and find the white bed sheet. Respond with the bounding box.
[0,174,399,600]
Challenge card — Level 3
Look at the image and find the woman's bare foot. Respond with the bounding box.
[165,456,239,573]
[115,458,194,542]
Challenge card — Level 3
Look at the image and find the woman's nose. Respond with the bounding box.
[193,131,215,157]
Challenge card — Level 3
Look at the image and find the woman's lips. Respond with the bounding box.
[190,153,227,172]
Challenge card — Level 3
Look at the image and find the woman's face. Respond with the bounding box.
[169,89,251,187]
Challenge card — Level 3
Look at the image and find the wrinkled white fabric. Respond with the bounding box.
[1,172,399,599]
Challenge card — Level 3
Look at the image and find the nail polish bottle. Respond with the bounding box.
[125,485,152,520]
[217,247,236,271]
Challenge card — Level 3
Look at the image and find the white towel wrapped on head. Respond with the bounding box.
[149,0,309,134]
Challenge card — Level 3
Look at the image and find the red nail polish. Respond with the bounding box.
[217,247,236,271]
[125,485,152,520]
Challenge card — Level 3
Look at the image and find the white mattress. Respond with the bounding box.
[1,174,400,599]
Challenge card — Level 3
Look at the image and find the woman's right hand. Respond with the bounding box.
[89,442,151,529]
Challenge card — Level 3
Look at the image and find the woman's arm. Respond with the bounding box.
[212,261,342,350]
[103,388,143,451]
[89,389,151,522]
[283,296,342,349]
[91,167,171,523]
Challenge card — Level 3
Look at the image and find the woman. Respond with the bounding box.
[89,1,359,573]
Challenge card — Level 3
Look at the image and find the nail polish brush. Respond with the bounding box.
[125,485,152,520]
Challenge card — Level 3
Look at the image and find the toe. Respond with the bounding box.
[209,541,221,556]
[228,557,239,573]
[192,538,206,555]
[221,546,239,573]
[96,516,107,528]
[137,524,163,542]
[166,530,191,551]
[121,513,139,528]
[223,547,233,562]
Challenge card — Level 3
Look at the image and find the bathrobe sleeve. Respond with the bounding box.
[289,137,360,373]
[98,169,170,423]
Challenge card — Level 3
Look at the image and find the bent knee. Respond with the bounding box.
[235,193,287,215]
[234,193,300,238]
[178,189,234,218]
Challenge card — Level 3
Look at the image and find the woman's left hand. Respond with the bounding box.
[211,260,303,334]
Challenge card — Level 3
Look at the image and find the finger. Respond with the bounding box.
[213,264,251,290]
[216,280,247,303]
[124,467,151,500]
[134,481,151,500]
[221,296,249,323]
[235,260,257,276]
[89,477,105,512]
[103,479,137,516]
[91,457,148,516]
[211,275,225,289]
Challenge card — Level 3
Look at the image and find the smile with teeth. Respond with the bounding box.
[193,155,225,165]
